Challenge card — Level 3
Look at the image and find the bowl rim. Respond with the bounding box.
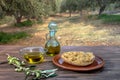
[19,46,45,53]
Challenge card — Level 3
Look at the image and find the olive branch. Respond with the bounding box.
[6,54,57,80]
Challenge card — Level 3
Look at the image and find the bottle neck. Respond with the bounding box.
[49,30,56,39]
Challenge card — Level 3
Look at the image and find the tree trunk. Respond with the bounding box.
[69,11,72,17]
[99,5,106,15]
[97,0,106,15]
[16,16,22,23]
[69,7,72,17]
[14,12,22,23]
[80,10,83,17]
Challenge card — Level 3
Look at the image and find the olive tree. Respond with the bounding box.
[60,0,91,17]
[55,0,63,13]
[60,0,78,17]
[91,0,120,15]
[0,0,6,18]
[60,0,120,16]
[76,0,92,16]
[0,0,56,23]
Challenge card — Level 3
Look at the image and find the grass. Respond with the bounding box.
[0,16,14,25]
[0,32,29,44]
[98,14,120,23]
[88,14,120,24]
[0,13,120,46]
[58,21,110,45]
[15,20,34,27]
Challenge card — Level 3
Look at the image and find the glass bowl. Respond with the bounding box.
[19,47,46,64]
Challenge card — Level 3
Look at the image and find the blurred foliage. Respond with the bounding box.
[60,0,77,16]
[55,0,63,13]
[14,20,33,27]
[0,31,29,44]
[0,0,120,24]
[60,0,120,16]
[0,0,57,23]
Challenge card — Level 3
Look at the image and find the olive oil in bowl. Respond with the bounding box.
[24,52,44,64]
[20,47,46,64]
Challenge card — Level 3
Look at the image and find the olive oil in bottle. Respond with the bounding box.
[45,22,61,56]
[45,44,60,56]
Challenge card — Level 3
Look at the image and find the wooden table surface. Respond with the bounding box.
[0,45,120,80]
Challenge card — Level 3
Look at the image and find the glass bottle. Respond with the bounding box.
[45,22,61,56]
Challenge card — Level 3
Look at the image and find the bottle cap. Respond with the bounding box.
[48,22,58,31]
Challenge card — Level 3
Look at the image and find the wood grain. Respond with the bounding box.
[0,46,120,80]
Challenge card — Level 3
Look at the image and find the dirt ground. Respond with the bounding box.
[0,13,120,46]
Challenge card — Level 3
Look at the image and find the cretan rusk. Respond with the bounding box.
[61,51,95,66]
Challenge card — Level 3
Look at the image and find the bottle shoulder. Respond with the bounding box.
[45,39,60,47]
